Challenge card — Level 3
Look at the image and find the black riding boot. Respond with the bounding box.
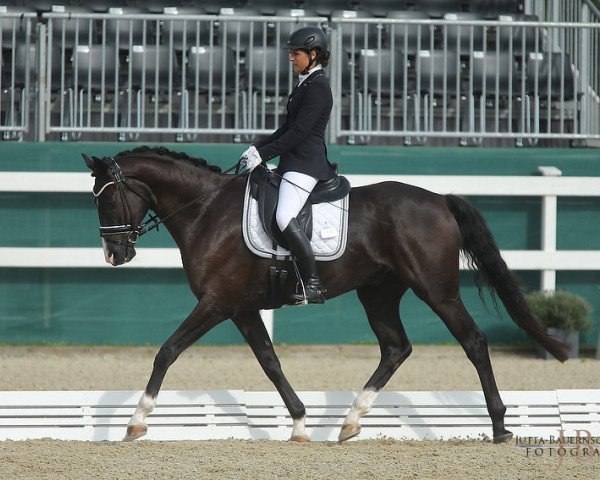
[282,218,327,305]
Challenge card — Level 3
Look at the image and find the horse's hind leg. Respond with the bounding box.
[233,311,309,442]
[431,297,513,443]
[124,301,225,441]
[339,280,411,442]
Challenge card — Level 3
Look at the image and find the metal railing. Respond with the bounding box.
[331,15,600,146]
[0,7,598,145]
[0,11,36,139]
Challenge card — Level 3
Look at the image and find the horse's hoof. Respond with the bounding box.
[338,423,361,443]
[123,424,147,441]
[493,430,513,444]
[290,434,311,443]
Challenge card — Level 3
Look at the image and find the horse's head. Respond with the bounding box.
[83,153,153,266]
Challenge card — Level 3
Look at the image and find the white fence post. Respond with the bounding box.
[260,310,274,341]
[538,166,562,292]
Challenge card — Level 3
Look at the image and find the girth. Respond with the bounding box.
[249,167,351,250]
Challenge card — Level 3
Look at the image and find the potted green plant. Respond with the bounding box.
[525,289,593,359]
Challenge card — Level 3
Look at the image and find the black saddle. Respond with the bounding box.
[249,166,351,250]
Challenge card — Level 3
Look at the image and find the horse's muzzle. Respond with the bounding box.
[102,238,136,266]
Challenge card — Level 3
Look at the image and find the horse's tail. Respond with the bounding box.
[444,194,570,363]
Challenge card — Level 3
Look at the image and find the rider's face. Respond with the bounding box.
[289,49,315,74]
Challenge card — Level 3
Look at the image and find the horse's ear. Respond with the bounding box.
[82,153,95,170]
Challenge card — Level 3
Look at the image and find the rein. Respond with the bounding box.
[137,161,243,237]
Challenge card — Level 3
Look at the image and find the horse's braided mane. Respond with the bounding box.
[115,146,222,173]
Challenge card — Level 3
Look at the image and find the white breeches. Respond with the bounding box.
[276,171,318,231]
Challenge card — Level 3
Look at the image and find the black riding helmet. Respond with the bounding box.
[286,26,328,53]
[286,26,329,73]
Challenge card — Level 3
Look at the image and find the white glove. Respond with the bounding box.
[240,145,262,172]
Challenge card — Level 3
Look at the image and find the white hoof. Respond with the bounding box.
[338,423,361,442]
[123,423,147,441]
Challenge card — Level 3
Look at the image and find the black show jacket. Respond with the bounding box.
[254,70,335,181]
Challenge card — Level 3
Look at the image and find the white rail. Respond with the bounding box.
[0,389,598,442]
[2,170,600,291]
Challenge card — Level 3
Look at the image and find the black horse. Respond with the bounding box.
[83,146,569,444]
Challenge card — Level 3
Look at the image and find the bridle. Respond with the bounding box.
[92,155,244,250]
[92,157,153,251]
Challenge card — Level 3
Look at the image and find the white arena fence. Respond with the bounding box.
[0,168,597,341]
[0,389,598,442]
[0,2,598,144]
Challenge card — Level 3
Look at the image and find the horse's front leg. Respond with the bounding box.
[124,301,225,441]
[233,311,310,442]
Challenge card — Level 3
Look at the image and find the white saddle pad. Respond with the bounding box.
[242,175,349,261]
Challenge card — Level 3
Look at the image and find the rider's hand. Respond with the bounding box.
[239,146,262,172]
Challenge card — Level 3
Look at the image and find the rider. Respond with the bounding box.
[240,26,335,305]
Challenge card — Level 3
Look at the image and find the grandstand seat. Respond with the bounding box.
[72,45,118,91]
[127,45,178,91]
[119,45,180,140]
[248,46,293,94]
[332,10,382,52]
[185,45,236,93]
[525,51,576,101]
[218,8,269,52]
[181,45,238,141]
[247,0,296,15]
[416,49,460,94]
[161,7,213,51]
[469,50,518,95]
[419,0,461,18]
[414,49,460,140]
[387,11,432,54]
[359,48,405,96]
[0,6,35,44]
[26,0,55,13]
[103,7,154,47]
[245,46,293,132]
[521,51,578,144]
[66,44,119,137]
[48,6,97,48]
[90,0,136,12]
[145,1,187,14]
[498,14,542,58]
[14,43,61,87]
[443,13,486,54]
[364,1,407,18]
[273,8,321,45]
[459,50,519,144]
[469,0,519,18]
[302,0,354,17]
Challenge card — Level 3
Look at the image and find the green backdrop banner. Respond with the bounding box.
[1,143,599,347]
